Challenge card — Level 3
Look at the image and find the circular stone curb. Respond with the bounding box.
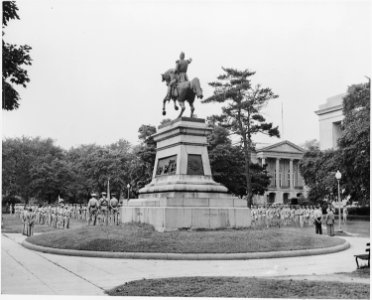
[22,239,350,260]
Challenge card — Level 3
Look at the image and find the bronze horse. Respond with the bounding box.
[161,69,203,118]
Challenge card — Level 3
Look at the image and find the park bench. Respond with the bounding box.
[354,243,370,269]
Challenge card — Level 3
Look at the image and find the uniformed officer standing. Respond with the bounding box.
[88,193,99,226]
[99,192,109,226]
[109,192,119,225]
[26,208,36,237]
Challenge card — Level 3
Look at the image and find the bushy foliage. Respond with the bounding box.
[2,1,32,110]
[2,119,273,204]
[338,81,370,205]
[300,80,370,205]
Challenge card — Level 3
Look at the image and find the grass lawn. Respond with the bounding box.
[26,222,345,253]
[106,276,370,298]
[1,213,85,234]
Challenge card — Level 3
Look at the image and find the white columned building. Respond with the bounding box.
[252,140,306,205]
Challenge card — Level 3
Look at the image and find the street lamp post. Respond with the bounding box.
[127,183,130,201]
[335,170,342,232]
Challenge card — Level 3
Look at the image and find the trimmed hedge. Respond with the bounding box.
[334,207,370,216]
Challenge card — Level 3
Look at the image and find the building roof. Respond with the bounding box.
[315,93,345,115]
[256,140,305,155]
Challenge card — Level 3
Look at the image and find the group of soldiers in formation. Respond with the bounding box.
[250,205,326,228]
[12,196,348,235]
[13,191,122,236]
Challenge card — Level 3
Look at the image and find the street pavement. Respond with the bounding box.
[1,233,370,295]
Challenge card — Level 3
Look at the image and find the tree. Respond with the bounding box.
[299,147,342,203]
[338,80,370,205]
[2,137,65,203]
[130,125,157,196]
[2,1,32,110]
[207,117,271,198]
[67,141,133,200]
[202,68,280,207]
[301,139,319,150]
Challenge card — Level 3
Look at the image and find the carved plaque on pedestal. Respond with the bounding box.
[187,154,204,175]
[156,155,177,176]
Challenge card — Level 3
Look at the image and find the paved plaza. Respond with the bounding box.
[1,232,369,295]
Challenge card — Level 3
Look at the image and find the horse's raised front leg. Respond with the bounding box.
[162,98,167,116]
[177,101,185,118]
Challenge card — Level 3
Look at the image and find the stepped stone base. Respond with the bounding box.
[120,117,251,231]
[121,200,250,232]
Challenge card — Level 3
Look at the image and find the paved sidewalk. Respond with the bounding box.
[1,234,103,295]
[1,233,370,295]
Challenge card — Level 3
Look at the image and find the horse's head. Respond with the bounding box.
[161,69,175,83]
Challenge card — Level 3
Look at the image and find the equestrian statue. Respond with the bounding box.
[161,52,203,118]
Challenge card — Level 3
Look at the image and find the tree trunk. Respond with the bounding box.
[242,136,252,208]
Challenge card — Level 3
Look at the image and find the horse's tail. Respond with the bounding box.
[190,77,203,99]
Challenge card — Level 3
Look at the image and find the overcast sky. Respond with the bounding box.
[2,0,370,150]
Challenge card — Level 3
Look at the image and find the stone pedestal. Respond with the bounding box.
[121,117,251,231]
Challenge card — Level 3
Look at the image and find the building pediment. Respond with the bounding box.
[257,140,305,155]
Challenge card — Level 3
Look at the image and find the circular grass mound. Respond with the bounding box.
[26,222,345,254]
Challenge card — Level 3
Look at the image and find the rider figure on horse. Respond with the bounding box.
[166,52,192,101]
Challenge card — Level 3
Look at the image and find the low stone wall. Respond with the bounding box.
[121,206,251,232]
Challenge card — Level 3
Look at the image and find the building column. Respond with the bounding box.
[261,157,266,166]
[275,158,280,188]
[289,159,294,189]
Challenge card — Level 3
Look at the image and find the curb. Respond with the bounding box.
[21,239,350,260]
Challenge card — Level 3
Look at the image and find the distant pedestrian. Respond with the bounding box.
[343,206,348,224]
[21,208,28,236]
[314,205,322,234]
[325,208,335,236]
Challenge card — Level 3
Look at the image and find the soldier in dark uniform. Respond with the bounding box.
[166,52,192,100]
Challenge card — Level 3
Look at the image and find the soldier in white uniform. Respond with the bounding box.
[57,203,64,229]
[99,192,109,226]
[109,192,119,225]
[63,206,70,229]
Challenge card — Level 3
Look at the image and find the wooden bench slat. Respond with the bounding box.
[355,254,369,259]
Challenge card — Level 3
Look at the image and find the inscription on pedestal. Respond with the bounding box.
[156,155,177,176]
[187,154,204,175]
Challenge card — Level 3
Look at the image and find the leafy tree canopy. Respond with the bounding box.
[203,67,279,207]
[2,1,32,110]
[300,80,370,205]
[338,80,370,204]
